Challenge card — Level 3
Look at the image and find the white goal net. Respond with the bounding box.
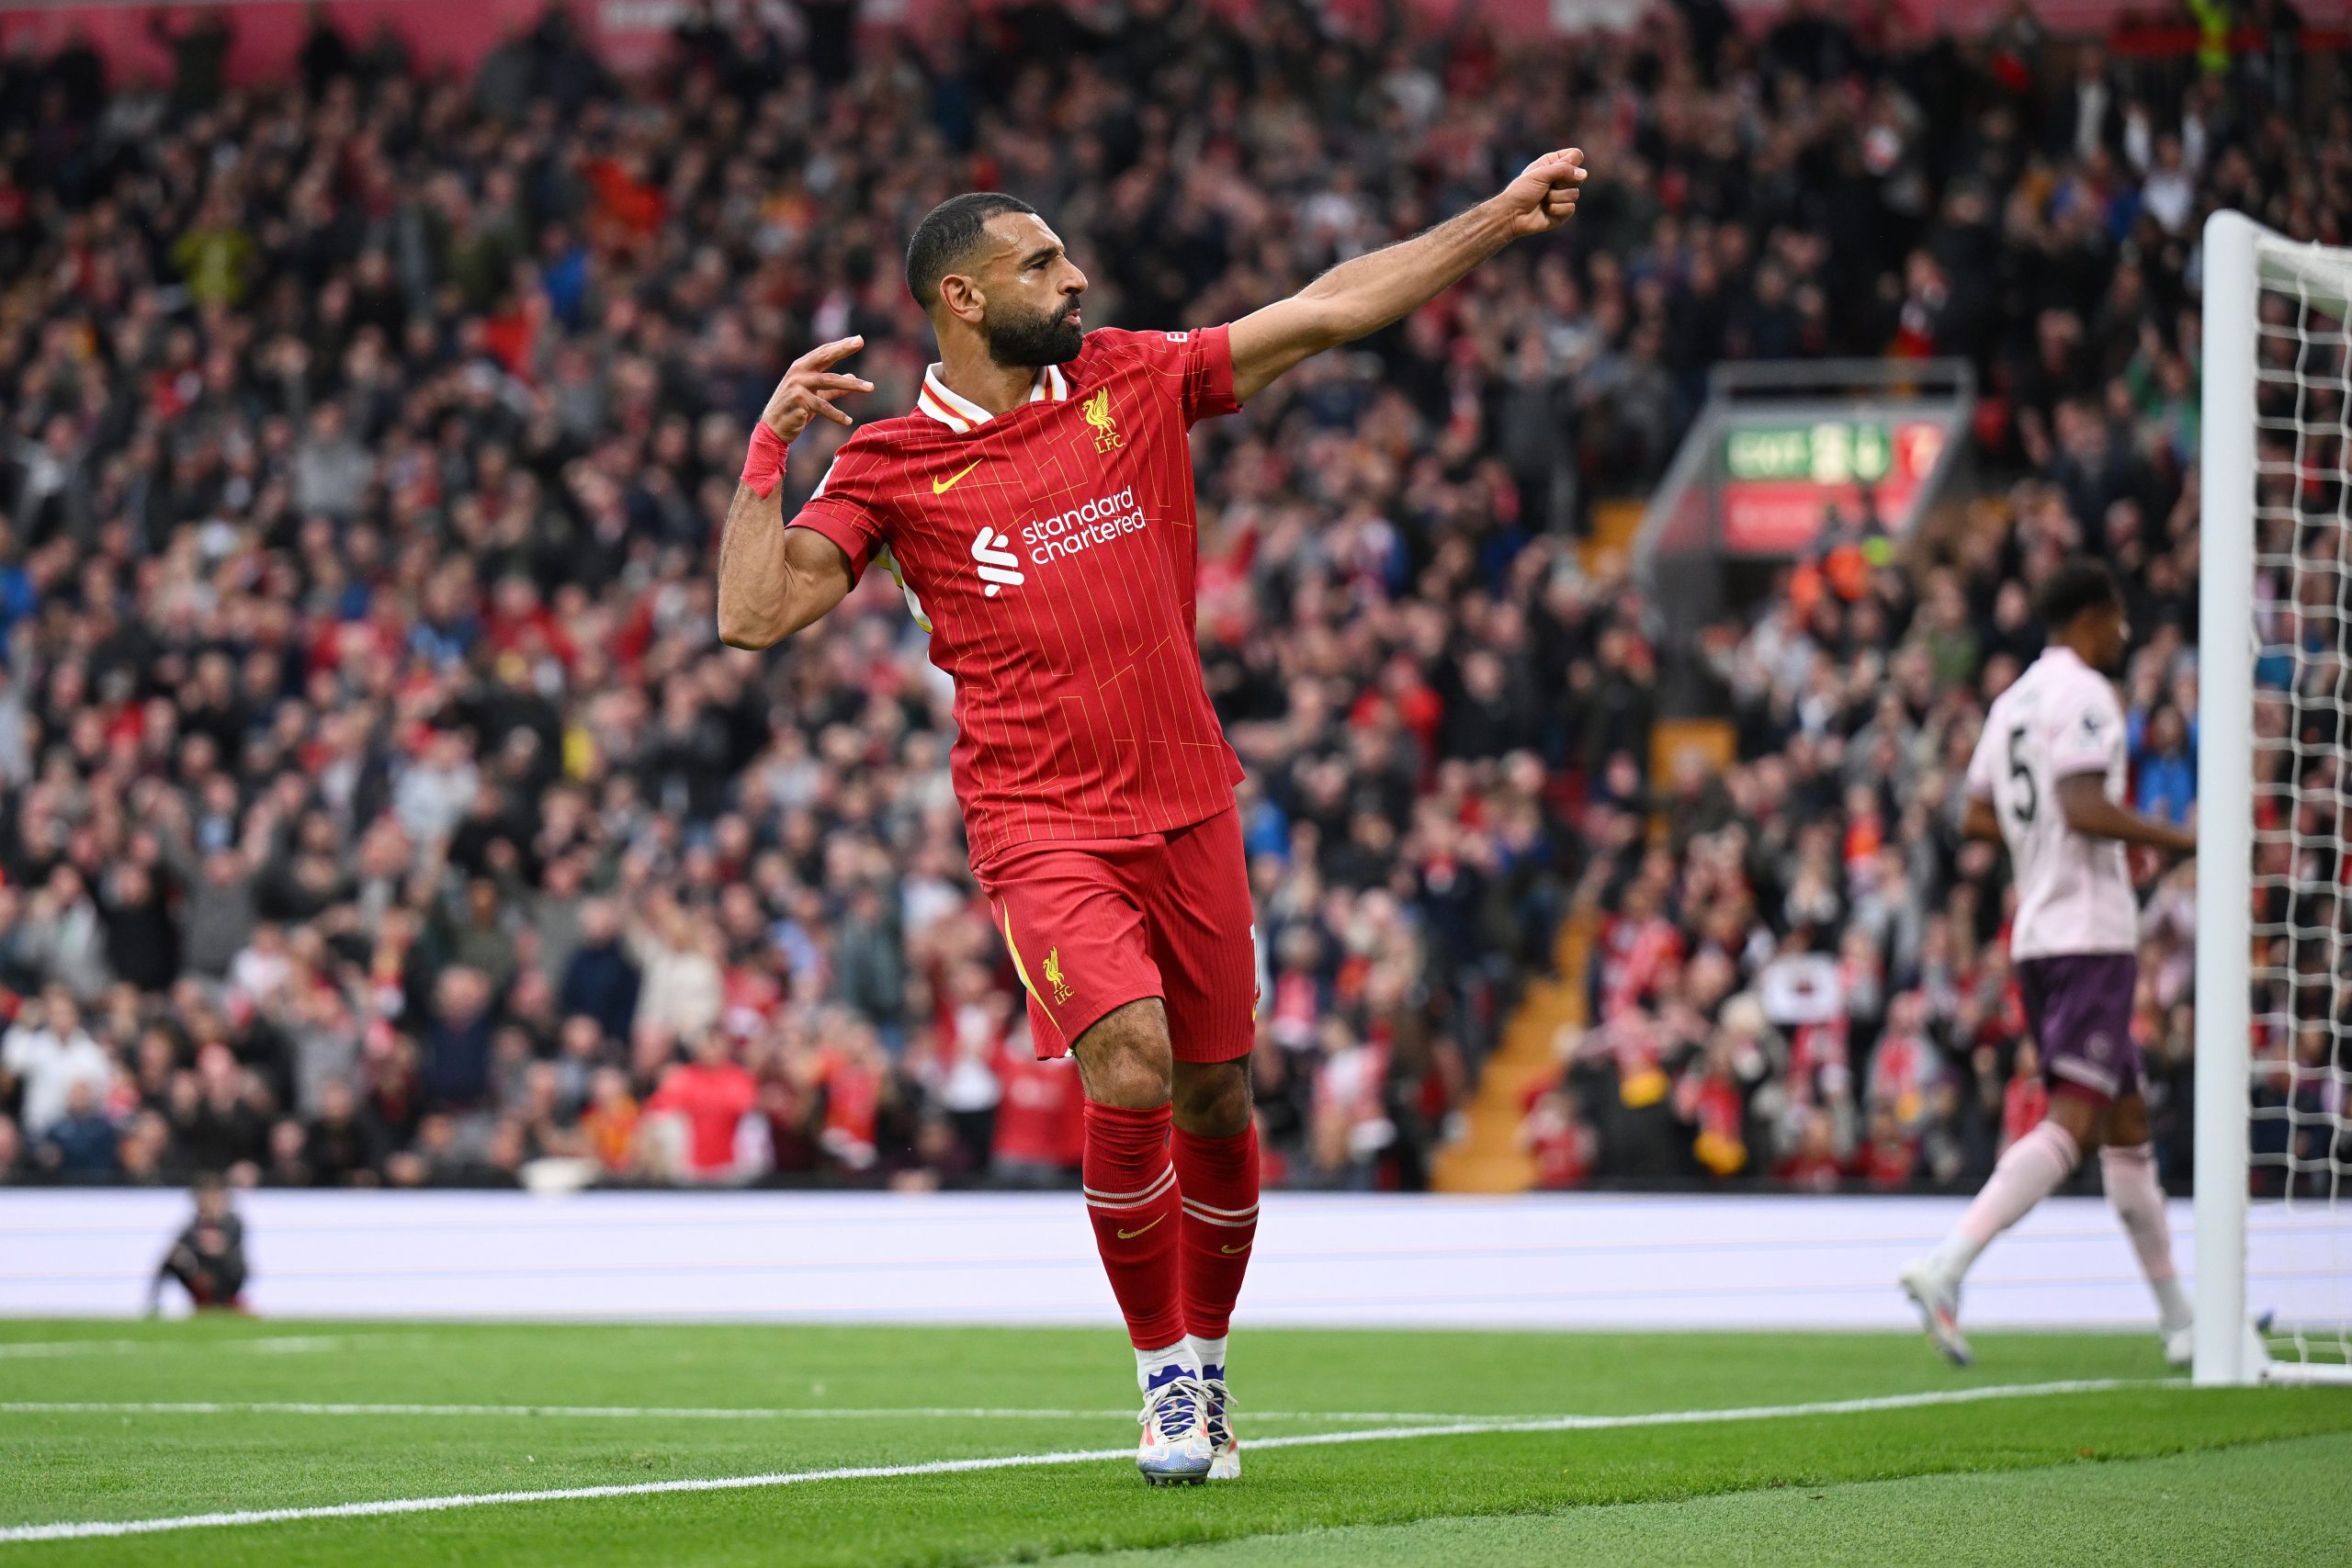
[2197,211,2352,1386]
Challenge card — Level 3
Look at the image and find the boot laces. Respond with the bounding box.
[1139,1375,1207,1441]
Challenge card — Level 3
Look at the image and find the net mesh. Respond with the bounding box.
[2246,236,2352,1371]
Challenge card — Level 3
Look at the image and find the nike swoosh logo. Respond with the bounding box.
[933,459,983,494]
[1115,1215,1166,1241]
[1219,1243,1251,1255]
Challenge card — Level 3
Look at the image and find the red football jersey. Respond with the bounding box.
[788,327,1247,864]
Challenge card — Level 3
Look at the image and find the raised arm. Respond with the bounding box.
[1227,148,1587,404]
[716,491,858,649]
[716,337,873,650]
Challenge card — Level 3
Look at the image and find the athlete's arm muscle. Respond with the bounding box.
[716,336,871,650]
[1962,795,2002,843]
[717,487,855,649]
[1227,149,1589,404]
[2054,773,2197,856]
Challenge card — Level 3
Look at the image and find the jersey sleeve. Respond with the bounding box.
[786,444,888,582]
[2047,682,2123,780]
[1097,325,1240,424]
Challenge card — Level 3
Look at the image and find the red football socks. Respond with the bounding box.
[1082,1100,1185,1350]
[1173,1121,1260,1341]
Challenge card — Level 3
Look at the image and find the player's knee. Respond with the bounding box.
[1172,1060,1250,1138]
[2102,1094,2153,1149]
[1075,999,1172,1108]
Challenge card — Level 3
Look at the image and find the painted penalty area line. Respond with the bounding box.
[0,1401,1477,1424]
[0,1379,2155,1545]
[0,1336,375,1359]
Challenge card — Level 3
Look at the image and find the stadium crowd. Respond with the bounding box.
[0,1,2339,1194]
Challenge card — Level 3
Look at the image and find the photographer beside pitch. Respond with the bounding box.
[717,150,1587,1483]
[149,1175,250,1314]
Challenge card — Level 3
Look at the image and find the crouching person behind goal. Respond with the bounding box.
[151,1173,250,1314]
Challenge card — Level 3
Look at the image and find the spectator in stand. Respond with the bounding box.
[0,1,2335,1198]
[2132,705,2195,825]
[36,1080,119,1179]
[3,991,112,1142]
[642,1031,757,1183]
[989,1049,1086,1186]
[581,1066,643,1176]
[421,968,498,1115]
[304,1078,387,1187]
[560,902,642,1048]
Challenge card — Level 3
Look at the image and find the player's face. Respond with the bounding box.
[2089,602,2129,673]
[974,212,1089,368]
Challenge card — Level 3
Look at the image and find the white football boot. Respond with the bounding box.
[1197,1360,1239,1481]
[1135,1368,1214,1486]
[1900,1258,1974,1368]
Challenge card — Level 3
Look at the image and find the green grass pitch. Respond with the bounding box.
[4,1318,2349,1566]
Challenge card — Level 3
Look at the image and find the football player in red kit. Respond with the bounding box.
[718,149,1587,1483]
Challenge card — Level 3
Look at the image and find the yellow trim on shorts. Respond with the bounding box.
[1001,906,1061,1031]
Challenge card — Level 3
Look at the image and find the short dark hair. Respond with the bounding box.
[2034,555,2122,630]
[904,192,1035,310]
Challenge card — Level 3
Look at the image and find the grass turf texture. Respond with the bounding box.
[0,1320,2346,1566]
[1037,1433,2352,1567]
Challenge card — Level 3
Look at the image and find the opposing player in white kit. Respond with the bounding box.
[1902,558,2199,1366]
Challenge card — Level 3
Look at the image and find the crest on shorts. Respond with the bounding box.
[1081,388,1122,453]
[1043,946,1074,1004]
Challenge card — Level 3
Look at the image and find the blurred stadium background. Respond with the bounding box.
[0,0,2343,1294]
[6,4,2352,1562]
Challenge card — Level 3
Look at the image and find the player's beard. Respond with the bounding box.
[984,296,1084,368]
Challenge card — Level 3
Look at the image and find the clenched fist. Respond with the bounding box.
[1496,149,1589,238]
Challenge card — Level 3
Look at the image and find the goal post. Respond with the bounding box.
[2195,209,2352,1387]
[2194,209,2256,1387]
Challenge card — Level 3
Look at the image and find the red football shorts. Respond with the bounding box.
[976,807,1258,1064]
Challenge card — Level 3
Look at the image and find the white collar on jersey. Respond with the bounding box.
[914,361,1069,433]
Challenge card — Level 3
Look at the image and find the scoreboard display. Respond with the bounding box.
[1718,418,1949,554]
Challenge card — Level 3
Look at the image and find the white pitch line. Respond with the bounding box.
[0,1336,371,1360]
[0,1401,1474,1424]
[1241,1378,2159,1445]
[0,1378,2160,1546]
